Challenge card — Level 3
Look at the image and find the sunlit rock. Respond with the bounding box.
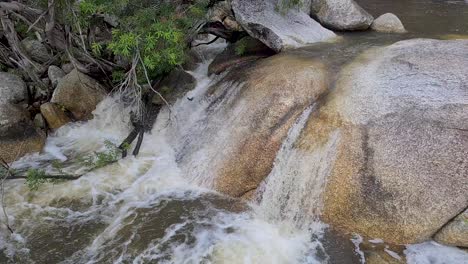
[40,102,71,130]
[310,0,374,30]
[371,13,406,33]
[231,0,336,52]
[297,39,468,244]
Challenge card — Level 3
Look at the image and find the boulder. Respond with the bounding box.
[151,69,197,105]
[21,38,51,63]
[208,36,275,75]
[0,72,27,104]
[208,1,243,32]
[310,0,373,31]
[0,103,46,163]
[33,113,46,130]
[48,65,66,88]
[61,63,74,74]
[175,53,329,197]
[40,103,71,130]
[296,39,468,244]
[371,13,406,33]
[231,0,336,52]
[434,209,468,247]
[51,69,107,120]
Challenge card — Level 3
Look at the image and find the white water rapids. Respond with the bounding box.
[1,44,467,264]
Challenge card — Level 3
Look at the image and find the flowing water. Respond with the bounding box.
[1,0,468,263]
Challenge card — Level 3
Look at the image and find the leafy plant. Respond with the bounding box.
[25,169,48,191]
[79,140,122,169]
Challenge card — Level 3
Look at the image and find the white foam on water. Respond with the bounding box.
[405,241,468,264]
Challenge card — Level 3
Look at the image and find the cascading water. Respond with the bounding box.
[0,43,326,264]
[2,8,468,260]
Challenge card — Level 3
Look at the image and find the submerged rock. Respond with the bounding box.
[231,0,336,52]
[297,39,468,244]
[310,0,373,30]
[371,13,406,33]
[51,69,107,120]
[198,53,329,197]
[0,72,28,104]
[208,36,275,75]
[0,103,45,163]
[434,209,468,248]
[40,102,71,130]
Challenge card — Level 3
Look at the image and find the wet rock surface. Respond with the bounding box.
[434,209,468,248]
[297,39,468,244]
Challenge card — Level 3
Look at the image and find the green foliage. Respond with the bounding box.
[78,0,210,79]
[235,40,247,56]
[25,169,48,191]
[79,140,121,169]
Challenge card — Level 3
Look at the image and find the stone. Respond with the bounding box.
[310,0,374,30]
[61,63,74,74]
[371,13,406,33]
[176,53,329,197]
[0,103,46,163]
[434,209,468,247]
[40,103,71,130]
[152,69,196,105]
[0,72,27,104]
[208,36,275,75]
[33,113,46,129]
[231,0,336,52]
[21,38,51,63]
[51,69,107,120]
[297,39,468,244]
[208,1,242,31]
[48,65,66,88]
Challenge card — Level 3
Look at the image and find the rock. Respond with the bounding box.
[371,13,406,33]
[51,70,107,120]
[21,38,51,63]
[48,65,66,88]
[33,113,46,129]
[152,69,196,105]
[40,103,71,130]
[0,103,46,163]
[176,53,328,197]
[231,0,336,52]
[297,39,468,244]
[61,63,74,74]
[434,209,468,247]
[208,1,242,31]
[208,36,275,75]
[310,0,373,30]
[0,72,27,104]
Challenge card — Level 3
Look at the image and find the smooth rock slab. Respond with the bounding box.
[371,13,406,33]
[297,39,468,244]
[232,0,336,52]
[311,0,374,30]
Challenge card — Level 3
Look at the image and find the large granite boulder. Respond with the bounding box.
[0,103,46,163]
[434,209,468,247]
[51,69,107,120]
[175,53,329,197]
[310,0,373,30]
[0,72,27,104]
[371,13,406,33]
[231,0,336,52]
[296,39,468,244]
